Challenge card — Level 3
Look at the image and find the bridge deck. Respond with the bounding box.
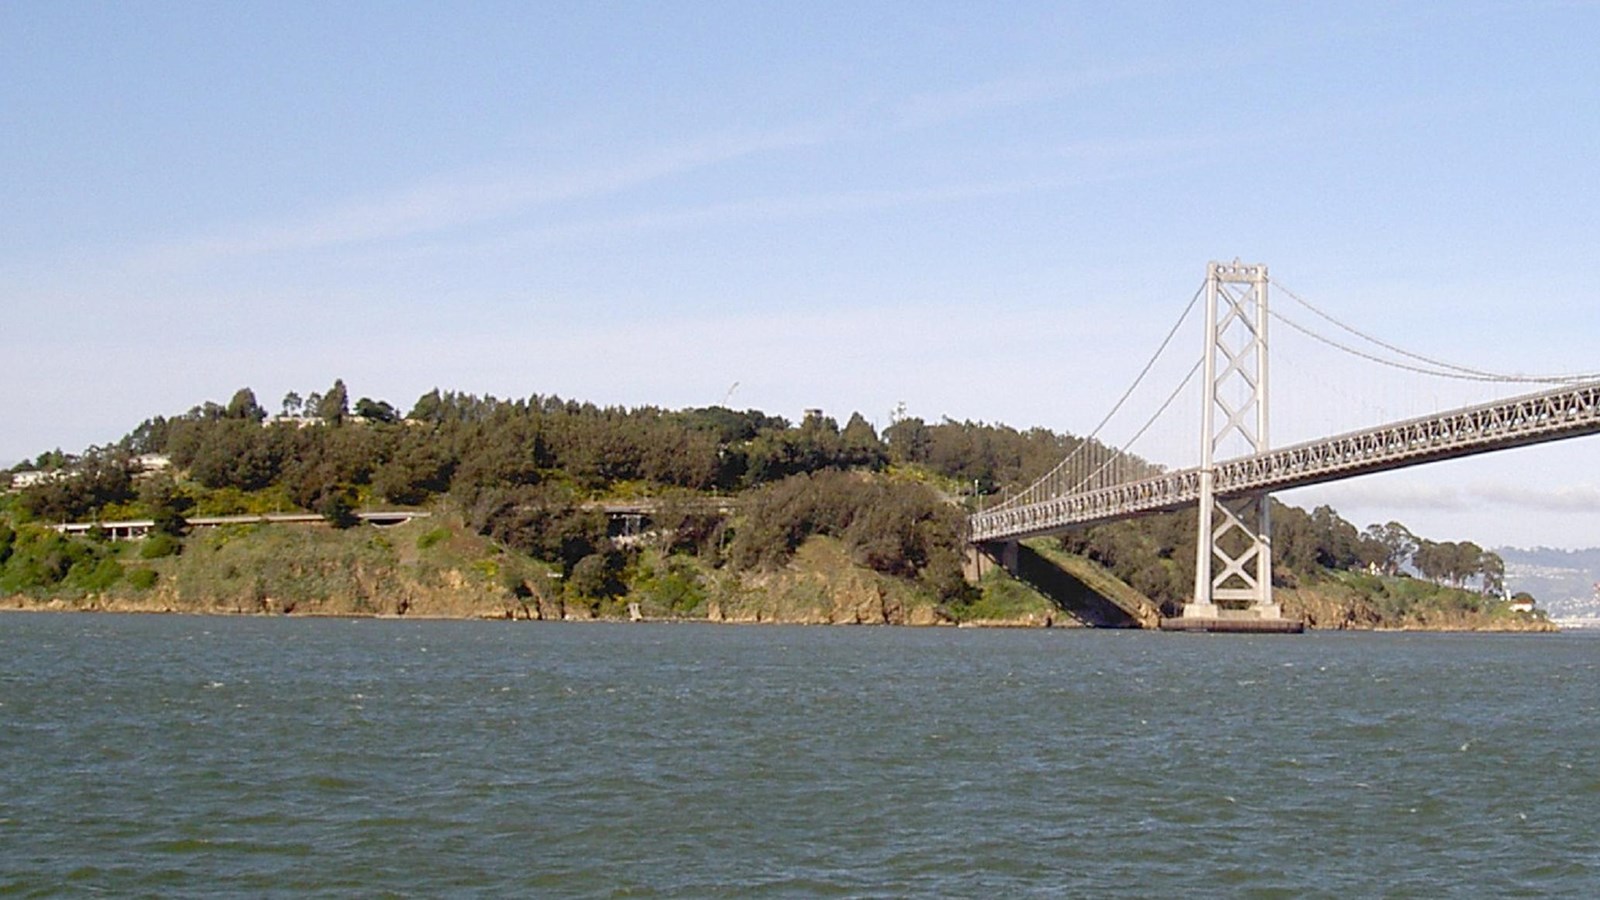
[971,380,1600,544]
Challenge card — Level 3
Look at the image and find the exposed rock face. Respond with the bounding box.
[703,539,958,626]
[904,604,947,626]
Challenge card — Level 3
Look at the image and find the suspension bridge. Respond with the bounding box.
[969,261,1600,632]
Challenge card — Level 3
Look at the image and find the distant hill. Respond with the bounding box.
[1498,547,1600,618]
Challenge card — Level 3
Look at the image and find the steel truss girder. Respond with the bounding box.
[968,379,1600,544]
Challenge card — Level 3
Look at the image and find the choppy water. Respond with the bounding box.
[2,614,1598,897]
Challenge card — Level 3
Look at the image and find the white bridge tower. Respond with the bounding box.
[1188,260,1282,621]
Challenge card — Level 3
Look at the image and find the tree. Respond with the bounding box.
[840,412,888,469]
[124,416,171,454]
[1309,505,1361,569]
[186,420,281,490]
[1479,551,1506,596]
[1270,505,1322,576]
[1364,522,1417,576]
[354,397,399,424]
[408,389,445,423]
[315,380,350,422]
[1413,540,1445,583]
[281,391,303,417]
[139,474,192,537]
[317,490,360,529]
[725,469,967,590]
[226,387,267,423]
[568,552,624,600]
[883,416,931,465]
[465,485,607,573]
[372,442,455,505]
[31,449,69,471]
[675,405,781,443]
[1448,541,1485,589]
[16,449,137,522]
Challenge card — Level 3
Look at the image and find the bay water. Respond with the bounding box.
[2,613,1597,897]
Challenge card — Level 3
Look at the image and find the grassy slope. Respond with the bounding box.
[1023,540,1163,627]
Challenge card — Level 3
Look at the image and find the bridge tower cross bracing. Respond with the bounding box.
[1188,260,1282,621]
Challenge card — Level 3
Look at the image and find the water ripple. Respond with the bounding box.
[1,617,1597,896]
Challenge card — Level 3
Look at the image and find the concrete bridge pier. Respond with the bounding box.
[964,540,1019,583]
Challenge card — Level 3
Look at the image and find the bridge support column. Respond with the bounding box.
[1196,494,1278,616]
[967,541,1021,582]
[1188,260,1281,620]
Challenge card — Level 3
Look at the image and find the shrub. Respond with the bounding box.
[727,470,967,593]
[140,532,181,559]
[128,568,159,590]
[66,556,124,592]
[634,555,707,614]
[568,552,624,600]
[317,492,360,529]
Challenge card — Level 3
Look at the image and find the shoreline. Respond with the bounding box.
[0,598,1560,632]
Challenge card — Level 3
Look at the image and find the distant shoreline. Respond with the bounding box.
[0,599,1562,633]
[1549,617,1600,630]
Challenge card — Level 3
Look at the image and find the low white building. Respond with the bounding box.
[134,454,171,473]
[266,415,325,428]
[9,469,62,489]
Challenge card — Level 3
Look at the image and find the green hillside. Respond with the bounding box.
[0,383,1556,630]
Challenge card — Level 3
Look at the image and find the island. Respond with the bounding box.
[0,382,1555,631]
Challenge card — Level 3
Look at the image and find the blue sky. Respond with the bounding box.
[4,1,1598,548]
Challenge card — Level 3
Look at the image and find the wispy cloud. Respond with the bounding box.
[133,122,837,271]
[125,61,1194,277]
[887,63,1170,133]
[1473,483,1600,512]
[420,170,1120,259]
[891,75,1071,132]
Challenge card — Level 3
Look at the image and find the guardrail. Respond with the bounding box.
[53,510,432,540]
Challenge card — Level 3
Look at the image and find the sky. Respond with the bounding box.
[3,1,1598,548]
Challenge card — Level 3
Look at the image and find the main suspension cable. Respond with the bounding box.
[1267,308,1525,382]
[1272,278,1600,384]
[1082,281,1205,444]
[1071,354,1203,493]
[995,281,1205,511]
